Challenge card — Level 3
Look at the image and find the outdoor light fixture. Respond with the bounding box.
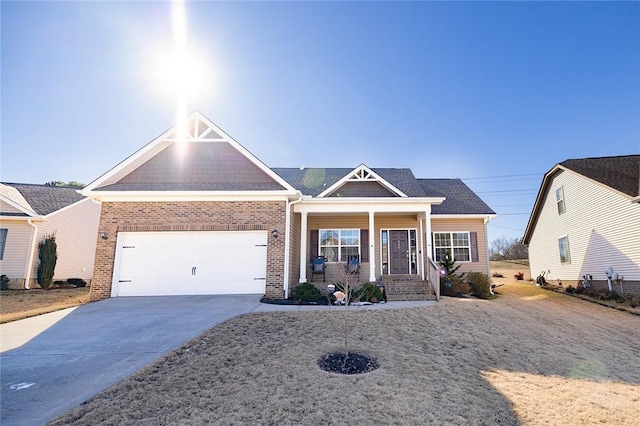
[327,284,335,294]
[100,232,108,240]
[271,229,279,239]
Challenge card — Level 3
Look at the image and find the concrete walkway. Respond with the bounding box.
[0,296,435,425]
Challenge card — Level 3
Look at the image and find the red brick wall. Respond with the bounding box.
[90,200,287,301]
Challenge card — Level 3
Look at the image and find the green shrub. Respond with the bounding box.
[0,275,9,290]
[566,285,575,294]
[514,272,524,280]
[441,275,470,297]
[37,233,57,289]
[465,271,492,299]
[53,280,66,287]
[67,278,87,287]
[294,282,322,302]
[353,282,383,302]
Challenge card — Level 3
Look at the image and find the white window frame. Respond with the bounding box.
[558,235,570,263]
[319,229,360,263]
[433,231,471,263]
[556,186,566,214]
[0,229,7,260]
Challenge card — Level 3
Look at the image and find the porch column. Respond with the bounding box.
[419,217,426,280]
[299,212,308,283]
[425,208,433,260]
[368,210,376,282]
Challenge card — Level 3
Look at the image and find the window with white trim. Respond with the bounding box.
[0,229,7,260]
[319,229,359,262]
[433,232,470,262]
[556,186,565,214]
[558,236,570,263]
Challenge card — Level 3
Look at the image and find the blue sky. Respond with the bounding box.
[2,1,639,244]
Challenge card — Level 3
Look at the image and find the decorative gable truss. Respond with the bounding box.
[317,164,408,198]
[82,112,298,196]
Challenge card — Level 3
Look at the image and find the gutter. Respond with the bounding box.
[24,218,39,289]
[283,191,304,298]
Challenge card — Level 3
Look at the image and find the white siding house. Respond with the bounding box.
[523,156,640,297]
[0,183,101,288]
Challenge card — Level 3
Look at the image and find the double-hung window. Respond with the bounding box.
[319,229,359,262]
[556,186,565,214]
[433,232,470,262]
[558,236,570,263]
[0,229,7,260]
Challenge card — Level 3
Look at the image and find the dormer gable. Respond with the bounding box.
[317,164,408,198]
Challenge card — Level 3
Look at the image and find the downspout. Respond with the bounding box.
[283,191,304,298]
[24,218,38,289]
[484,216,491,275]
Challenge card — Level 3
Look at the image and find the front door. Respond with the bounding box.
[390,230,409,274]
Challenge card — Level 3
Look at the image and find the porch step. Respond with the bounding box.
[380,275,437,301]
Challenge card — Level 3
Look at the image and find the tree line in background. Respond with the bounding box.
[45,181,85,188]
[489,236,528,261]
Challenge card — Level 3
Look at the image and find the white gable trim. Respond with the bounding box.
[83,111,297,195]
[0,194,38,217]
[316,164,408,198]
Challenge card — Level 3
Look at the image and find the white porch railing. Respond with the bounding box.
[426,257,441,301]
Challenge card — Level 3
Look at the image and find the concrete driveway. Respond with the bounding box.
[0,295,265,426]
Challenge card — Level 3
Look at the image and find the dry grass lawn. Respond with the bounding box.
[0,287,90,323]
[50,279,640,425]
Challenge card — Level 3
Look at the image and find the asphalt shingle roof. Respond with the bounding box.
[418,179,496,215]
[560,155,640,198]
[0,183,85,215]
[272,168,495,215]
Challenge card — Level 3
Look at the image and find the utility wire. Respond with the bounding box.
[488,223,525,232]
[461,173,542,180]
[475,189,538,194]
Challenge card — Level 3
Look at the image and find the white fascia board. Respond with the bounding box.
[0,215,45,222]
[82,140,173,194]
[0,194,38,216]
[294,197,446,214]
[316,164,408,198]
[432,214,497,221]
[88,191,297,203]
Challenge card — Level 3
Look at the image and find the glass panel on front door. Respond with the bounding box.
[382,229,418,275]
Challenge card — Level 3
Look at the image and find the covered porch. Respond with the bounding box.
[292,199,443,300]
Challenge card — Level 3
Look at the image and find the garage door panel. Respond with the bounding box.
[114,231,268,296]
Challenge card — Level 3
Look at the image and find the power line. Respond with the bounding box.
[461,173,542,181]
[488,223,525,232]
[497,213,531,216]
[491,204,533,208]
[475,189,538,194]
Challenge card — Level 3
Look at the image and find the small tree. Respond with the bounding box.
[37,233,57,289]
[439,250,461,278]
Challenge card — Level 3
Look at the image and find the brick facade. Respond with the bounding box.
[90,200,287,301]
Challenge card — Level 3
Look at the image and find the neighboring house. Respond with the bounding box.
[523,155,640,297]
[82,112,496,302]
[0,183,101,289]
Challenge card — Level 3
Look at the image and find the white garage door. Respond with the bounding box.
[112,231,268,297]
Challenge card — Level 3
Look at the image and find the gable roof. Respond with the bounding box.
[83,112,296,195]
[523,155,640,244]
[560,155,640,198]
[418,179,496,215]
[0,183,85,216]
[273,167,427,198]
[273,168,495,215]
